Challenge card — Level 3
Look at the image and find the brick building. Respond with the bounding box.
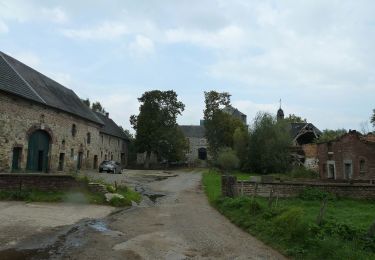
[0,51,128,173]
[317,130,375,180]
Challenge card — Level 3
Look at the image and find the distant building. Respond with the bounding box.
[317,130,375,180]
[277,105,321,171]
[222,105,247,125]
[0,51,129,173]
[179,122,208,166]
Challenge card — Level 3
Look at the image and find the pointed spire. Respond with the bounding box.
[277,99,284,121]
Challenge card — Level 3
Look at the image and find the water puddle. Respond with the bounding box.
[146,193,165,203]
[88,220,110,232]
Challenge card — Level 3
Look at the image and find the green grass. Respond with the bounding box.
[0,182,141,207]
[202,170,375,259]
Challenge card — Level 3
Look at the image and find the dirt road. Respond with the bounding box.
[56,170,286,259]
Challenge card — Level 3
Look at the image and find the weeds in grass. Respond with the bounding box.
[202,170,375,259]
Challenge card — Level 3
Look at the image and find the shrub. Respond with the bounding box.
[289,166,318,179]
[109,196,131,207]
[106,184,116,193]
[272,207,309,241]
[299,187,336,201]
[216,147,239,172]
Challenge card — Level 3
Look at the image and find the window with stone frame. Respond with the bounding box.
[360,159,366,174]
[71,148,74,159]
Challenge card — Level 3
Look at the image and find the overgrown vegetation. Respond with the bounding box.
[202,170,375,259]
[0,175,141,207]
[316,129,347,143]
[247,112,292,173]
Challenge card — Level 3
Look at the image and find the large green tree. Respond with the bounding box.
[130,90,186,168]
[284,114,307,123]
[203,91,246,159]
[316,129,347,143]
[247,112,292,174]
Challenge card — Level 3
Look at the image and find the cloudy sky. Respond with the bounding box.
[1,0,374,132]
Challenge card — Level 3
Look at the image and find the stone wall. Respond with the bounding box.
[0,173,80,191]
[185,136,208,165]
[222,176,375,200]
[0,92,127,173]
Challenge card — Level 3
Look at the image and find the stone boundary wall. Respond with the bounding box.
[0,173,80,191]
[222,176,375,200]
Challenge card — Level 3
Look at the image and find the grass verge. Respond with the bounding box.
[202,169,375,259]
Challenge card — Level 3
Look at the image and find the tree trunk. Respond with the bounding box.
[316,197,328,226]
[144,151,151,169]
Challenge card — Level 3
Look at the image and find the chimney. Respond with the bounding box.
[105,112,109,118]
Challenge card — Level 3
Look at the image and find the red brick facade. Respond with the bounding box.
[317,131,375,180]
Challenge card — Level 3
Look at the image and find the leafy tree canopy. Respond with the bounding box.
[284,114,307,123]
[247,112,292,174]
[371,109,375,128]
[92,101,106,113]
[316,129,347,143]
[130,90,186,167]
[203,91,246,159]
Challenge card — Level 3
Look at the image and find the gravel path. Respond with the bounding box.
[65,170,286,259]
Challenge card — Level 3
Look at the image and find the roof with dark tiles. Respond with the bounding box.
[179,125,205,138]
[95,112,129,140]
[0,51,103,125]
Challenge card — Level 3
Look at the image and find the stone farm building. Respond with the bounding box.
[0,51,129,173]
[180,123,208,165]
[318,130,375,180]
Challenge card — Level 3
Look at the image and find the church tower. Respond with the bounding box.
[277,99,284,121]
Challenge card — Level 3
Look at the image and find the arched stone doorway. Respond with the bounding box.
[198,147,207,160]
[26,130,51,172]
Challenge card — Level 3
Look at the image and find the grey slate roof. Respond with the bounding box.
[95,112,129,140]
[179,125,205,138]
[290,123,322,139]
[0,51,103,125]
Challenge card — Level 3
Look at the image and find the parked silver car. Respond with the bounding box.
[99,160,122,174]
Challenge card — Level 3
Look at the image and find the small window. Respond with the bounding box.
[101,151,103,158]
[101,134,103,144]
[71,148,74,158]
[72,124,77,137]
[87,150,90,158]
[87,132,91,144]
[360,159,366,174]
[105,154,107,160]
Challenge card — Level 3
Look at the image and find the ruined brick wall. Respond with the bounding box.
[0,173,80,191]
[0,92,126,173]
[302,144,319,171]
[224,176,375,200]
[318,133,375,180]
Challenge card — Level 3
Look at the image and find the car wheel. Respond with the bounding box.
[99,170,102,173]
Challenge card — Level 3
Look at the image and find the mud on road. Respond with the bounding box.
[2,170,286,259]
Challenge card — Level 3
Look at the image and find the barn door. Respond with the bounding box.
[26,130,50,172]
